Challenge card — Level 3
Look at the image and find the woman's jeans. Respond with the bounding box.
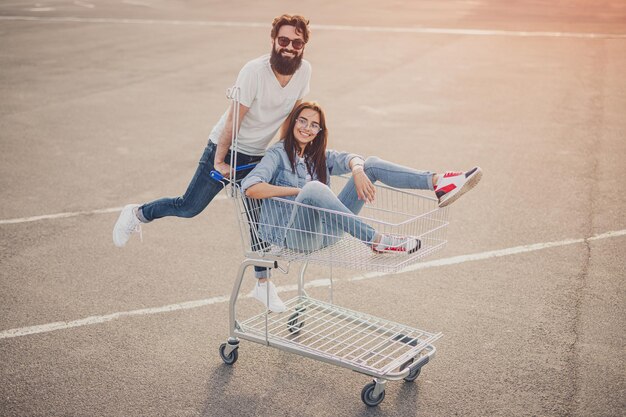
[285,156,434,252]
[138,142,269,278]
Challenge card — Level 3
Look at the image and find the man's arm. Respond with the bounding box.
[214,102,250,177]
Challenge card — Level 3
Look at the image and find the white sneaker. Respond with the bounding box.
[372,234,421,254]
[251,281,287,313]
[112,204,142,247]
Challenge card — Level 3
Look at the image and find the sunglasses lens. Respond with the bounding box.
[277,37,305,50]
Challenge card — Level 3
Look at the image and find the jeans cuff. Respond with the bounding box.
[136,206,150,223]
[427,173,435,191]
[254,269,270,279]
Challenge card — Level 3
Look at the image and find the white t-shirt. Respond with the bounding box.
[209,54,311,156]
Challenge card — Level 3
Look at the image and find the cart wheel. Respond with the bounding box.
[219,343,238,365]
[287,308,305,334]
[404,366,421,382]
[361,381,385,407]
[400,358,421,382]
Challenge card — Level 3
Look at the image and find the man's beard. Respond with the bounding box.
[270,47,303,76]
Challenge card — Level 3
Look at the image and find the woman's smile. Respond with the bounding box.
[293,108,321,151]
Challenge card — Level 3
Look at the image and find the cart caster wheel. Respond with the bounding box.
[219,343,238,365]
[361,381,385,407]
[404,366,421,382]
[287,307,305,334]
[400,358,421,382]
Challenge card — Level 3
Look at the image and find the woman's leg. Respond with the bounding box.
[338,157,482,210]
[337,156,435,215]
[285,204,324,252]
[285,181,377,249]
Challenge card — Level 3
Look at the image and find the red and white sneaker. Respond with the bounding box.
[435,167,482,207]
[372,234,422,254]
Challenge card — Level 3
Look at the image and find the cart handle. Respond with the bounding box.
[210,163,258,182]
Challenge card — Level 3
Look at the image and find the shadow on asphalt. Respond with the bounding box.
[200,360,422,416]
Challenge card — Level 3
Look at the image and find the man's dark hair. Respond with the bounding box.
[271,14,310,43]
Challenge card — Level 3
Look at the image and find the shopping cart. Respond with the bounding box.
[218,87,449,407]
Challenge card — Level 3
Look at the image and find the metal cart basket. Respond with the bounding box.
[218,87,448,407]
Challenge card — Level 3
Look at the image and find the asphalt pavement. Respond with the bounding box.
[1,1,625,416]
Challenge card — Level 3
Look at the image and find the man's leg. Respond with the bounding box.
[139,144,224,221]
[144,147,272,281]
[113,144,223,247]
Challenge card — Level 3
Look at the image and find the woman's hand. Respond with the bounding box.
[353,168,376,203]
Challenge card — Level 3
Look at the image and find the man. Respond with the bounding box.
[112,14,312,313]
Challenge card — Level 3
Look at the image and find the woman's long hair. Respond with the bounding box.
[280,101,328,184]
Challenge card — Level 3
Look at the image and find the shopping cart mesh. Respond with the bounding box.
[233,176,449,273]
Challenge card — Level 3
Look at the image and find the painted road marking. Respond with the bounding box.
[1,228,624,340]
[0,195,228,225]
[1,16,624,39]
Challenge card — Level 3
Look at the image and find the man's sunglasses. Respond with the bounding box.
[276,36,305,50]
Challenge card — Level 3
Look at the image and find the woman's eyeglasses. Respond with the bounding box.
[276,36,305,50]
[296,117,322,134]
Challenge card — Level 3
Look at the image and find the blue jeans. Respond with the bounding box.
[285,156,434,252]
[139,142,269,278]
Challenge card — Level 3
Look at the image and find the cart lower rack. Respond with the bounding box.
[237,295,441,379]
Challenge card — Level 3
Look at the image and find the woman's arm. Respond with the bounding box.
[241,147,281,194]
[326,150,375,202]
[349,156,365,171]
[245,183,300,199]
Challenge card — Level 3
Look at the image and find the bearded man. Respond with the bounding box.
[113,14,312,312]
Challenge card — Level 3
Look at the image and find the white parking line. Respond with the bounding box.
[0,195,227,225]
[0,16,624,39]
[0,207,124,225]
[1,228,624,340]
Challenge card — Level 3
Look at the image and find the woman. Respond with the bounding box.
[241,101,482,257]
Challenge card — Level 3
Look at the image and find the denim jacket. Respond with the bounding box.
[240,141,360,245]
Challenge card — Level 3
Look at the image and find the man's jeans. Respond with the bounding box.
[285,156,434,252]
[139,142,269,278]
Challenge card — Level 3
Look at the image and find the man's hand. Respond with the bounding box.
[353,168,376,203]
[214,161,231,179]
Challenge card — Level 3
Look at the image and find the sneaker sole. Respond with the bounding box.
[438,167,482,208]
